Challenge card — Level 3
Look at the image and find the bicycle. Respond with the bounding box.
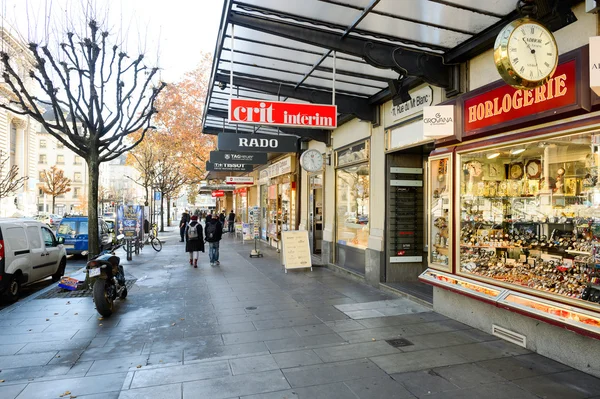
[147,223,162,252]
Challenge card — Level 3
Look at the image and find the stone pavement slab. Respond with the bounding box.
[0,231,598,399]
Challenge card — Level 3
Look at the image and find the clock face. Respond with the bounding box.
[301,149,324,172]
[510,163,524,179]
[526,160,541,178]
[494,18,558,90]
[466,161,482,177]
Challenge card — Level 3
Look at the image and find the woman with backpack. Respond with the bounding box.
[185,215,204,268]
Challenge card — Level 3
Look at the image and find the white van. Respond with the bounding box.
[0,219,67,302]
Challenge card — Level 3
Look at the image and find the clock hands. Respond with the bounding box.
[521,37,541,77]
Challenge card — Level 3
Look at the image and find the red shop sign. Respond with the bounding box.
[229,98,337,129]
[211,190,224,198]
[234,187,247,196]
[462,47,591,139]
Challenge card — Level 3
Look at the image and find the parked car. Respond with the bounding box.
[56,217,112,255]
[34,213,63,228]
[0,219,67,301]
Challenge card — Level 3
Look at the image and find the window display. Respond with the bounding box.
[458,131,600,310]
[336,164,369,249]
[429,155,452,270]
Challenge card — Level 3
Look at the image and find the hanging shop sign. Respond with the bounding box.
[218,132,298,153]
[258,156,294,182]
[423,105,455,138]
[210,151,267,165]
[591,37,600,96]
[206,161,253,172]
[386,86,434,126]
[233,187,248,195]
[228,98,337,129]
[211,190,225,198]
[463,49,591,139]
[225,176,254,185]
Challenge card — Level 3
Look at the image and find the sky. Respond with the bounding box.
[1,0,224,82]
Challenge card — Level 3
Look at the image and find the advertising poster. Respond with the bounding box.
[242,223,253,241]
[117,205,144,241]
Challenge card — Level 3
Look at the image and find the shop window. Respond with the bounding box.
[336,163,369,249]
[458,131,600,311]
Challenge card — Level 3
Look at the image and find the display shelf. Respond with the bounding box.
[498,291,600,335]
[428,154,452,271]
[419,269,506,301]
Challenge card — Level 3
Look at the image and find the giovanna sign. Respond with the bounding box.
[464,59,579,137]
[228,98,337,129]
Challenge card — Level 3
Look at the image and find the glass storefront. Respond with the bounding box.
[260,184,268,240]
[336,164,370,249]
[458,131,600,311]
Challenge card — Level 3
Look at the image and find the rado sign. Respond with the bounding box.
[217,133,298,153]
[210,151,267,165]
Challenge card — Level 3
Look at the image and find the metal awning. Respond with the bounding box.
[202,0,579,147]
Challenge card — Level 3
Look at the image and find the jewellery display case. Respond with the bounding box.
[456,131,600,312]
[428,154,452,271]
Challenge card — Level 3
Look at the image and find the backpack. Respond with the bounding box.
[206,222,217,240]
[187,222,199,240]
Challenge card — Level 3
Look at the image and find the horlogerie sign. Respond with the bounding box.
[228,98,337,129]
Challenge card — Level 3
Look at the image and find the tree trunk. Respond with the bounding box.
[167,195,171,227]
[52,196,56,214]
[160,194,165,232]
[87,155,100,260]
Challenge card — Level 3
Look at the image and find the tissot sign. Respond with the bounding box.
[205,161,253,172]
[228,98,337,129]
[218,132,298,153]
[210,151,267,165]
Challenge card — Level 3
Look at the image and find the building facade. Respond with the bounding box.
[0,26,41,217]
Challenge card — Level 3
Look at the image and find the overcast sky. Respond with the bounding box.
[1,0,224,82]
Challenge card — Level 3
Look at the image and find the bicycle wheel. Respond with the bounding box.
[151,237,162,252]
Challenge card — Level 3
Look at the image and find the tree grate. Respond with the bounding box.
[35,279,137,299]
[385,338,414,348]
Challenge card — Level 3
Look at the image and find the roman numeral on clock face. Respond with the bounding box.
[513,58,519,65]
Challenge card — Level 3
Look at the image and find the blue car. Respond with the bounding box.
[56,217,112,255]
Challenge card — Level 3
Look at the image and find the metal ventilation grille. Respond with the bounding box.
[492,324,527,348]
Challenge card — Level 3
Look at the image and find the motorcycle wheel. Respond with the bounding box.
[93,280,114,317]
[120,286,128,299]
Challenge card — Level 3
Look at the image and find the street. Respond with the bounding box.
[0,255,89,311]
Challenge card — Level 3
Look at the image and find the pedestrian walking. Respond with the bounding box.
[228,210,236,233]
[185,215,204,268]
[205,213,223,266]
[179,209,190,242]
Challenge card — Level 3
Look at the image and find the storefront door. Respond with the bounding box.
[309,174,323,255]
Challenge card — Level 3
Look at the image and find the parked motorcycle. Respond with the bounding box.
[85,234,127,317]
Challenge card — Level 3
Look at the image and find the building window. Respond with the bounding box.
[57,142,64,149]
[40,139,47,149]
[74,172,82,182]
[73,187,80,198]
[39,171,45,180]
[74,156,82,165]
[39,154,47,164]
[38,188,43,195]
[336,163,370,250]
[57,155,64,164]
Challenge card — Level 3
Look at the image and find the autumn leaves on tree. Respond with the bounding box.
[127,55,216,229]
[40,166,71,214]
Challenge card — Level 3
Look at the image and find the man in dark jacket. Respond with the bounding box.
[227,210,235,233]
[179,210,190,242]
[205,213,223,266]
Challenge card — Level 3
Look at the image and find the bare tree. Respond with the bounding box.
[0,18,165,257]
[153,154,187,231]
[40,165,71,214]
[0,150,28,205]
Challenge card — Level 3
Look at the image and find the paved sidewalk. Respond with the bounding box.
[0,229,599,398]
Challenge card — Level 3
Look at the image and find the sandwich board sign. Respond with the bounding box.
[281,230,312,273]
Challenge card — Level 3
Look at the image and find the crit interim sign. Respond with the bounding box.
[228,98,337,129]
